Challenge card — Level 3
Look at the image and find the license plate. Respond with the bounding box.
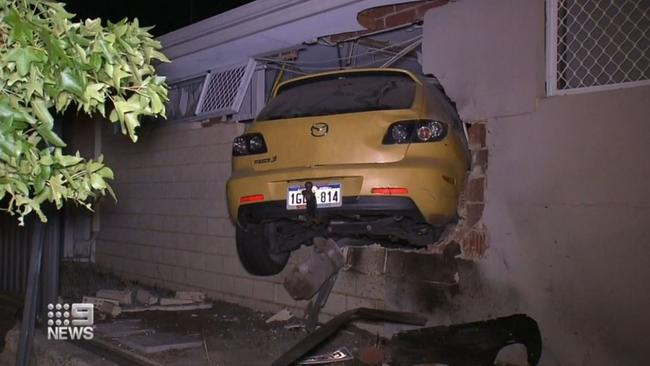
[287,183,342,210]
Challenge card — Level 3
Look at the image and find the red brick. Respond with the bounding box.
[468,123,487,148]
[394,3,417,12]
[385,8,418,28]
[415,1,448,17]
[461,228,488,258]
[464,203,484,227]
[357,12,386,30]
[360,4,396,19]
[473,149,488,168]
[466,177,485,202]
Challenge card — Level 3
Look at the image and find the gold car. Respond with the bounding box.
[227,68,469,275]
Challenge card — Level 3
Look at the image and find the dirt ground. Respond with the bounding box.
[60,263,381,366]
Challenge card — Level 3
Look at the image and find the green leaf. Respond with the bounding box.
[31,98,54,128]
[97,166,114,179]
[54,150,82,166]
[58,68,85,97]
[124,112,140,142]
[36,125,66,147]
[24,71,44,100]
[112,96,138,122]
[5,9,34,45]
[84,83,105,103]
[4,47,48,76]
[90,173,106,190]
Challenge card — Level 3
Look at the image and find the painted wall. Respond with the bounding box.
[422,0,650,364]
[94,121,386,324]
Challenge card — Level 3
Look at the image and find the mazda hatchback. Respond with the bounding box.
[227,68,469,275]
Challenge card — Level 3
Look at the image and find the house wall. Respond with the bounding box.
[421,0,650,365]
[95,121,386,322]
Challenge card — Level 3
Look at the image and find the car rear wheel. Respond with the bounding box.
[236,223,290,276]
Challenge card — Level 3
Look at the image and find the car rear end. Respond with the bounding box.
[227,68,468,248]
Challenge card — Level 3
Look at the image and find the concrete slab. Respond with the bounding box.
[121,302,212,313]
[120,333,203,354]
[95,319,154,338]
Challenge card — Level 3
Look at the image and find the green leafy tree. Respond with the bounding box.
[0,0,169,224]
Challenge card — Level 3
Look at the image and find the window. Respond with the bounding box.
[546,0,650,95]
[256,72,415,121]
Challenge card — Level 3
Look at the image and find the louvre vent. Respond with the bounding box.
[195,59,256,117]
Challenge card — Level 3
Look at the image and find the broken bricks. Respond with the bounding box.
[175,291,206,302]
[96,289,133,305]
[266,308,294,324]
[136,289,158,306]
[284,237,345,301]
[82,296,122,317]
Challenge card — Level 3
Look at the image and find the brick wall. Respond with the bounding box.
[357,0,448,30]
[95,121,386,322]
[439,121,489,259]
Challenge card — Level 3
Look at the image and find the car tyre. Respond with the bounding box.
[236,223,290,276]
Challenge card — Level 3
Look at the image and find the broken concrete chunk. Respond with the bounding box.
[175,291,206,302]
[136,289,158,306]
[119,332,202,354]
[82,296,122,317]
[96,289,132,305]
[298,347,354,364]
[121,302,213,312]
[95,319,153,338]
[284,237,345,300]
[159,298,196,306]
[266,308,294,324]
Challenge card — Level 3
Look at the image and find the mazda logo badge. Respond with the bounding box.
[311,123,329,137]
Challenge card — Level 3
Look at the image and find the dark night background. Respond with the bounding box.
[62,0,255,36]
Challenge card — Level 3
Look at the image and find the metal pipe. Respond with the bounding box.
[380,36,423,68]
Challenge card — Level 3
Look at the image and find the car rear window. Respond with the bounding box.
[256,72,416,121]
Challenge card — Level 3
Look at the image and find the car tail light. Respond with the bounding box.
[383,120,447,144]
[240,194,265,203]
[232,133,268,156]
[371,187,409,195]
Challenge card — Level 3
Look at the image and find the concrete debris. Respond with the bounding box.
[298,347,354,364]
[119,332,203,354]
[284,237,345,301]
[159,297,196,306]
[82,296,122,316]
[121,302,213,313]
[266,308,294,324]
[96,289,132,305]
[175,291,206,302]
[136,289,158,306]
[284,323,306,332]
[94,319,154,338]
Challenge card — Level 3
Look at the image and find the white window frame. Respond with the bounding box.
[545,0,650,96]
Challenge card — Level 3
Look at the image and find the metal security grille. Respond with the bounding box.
[166,74,206,121]
[195,59,256,117]
[546,0,650,95]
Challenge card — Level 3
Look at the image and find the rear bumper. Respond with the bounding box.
[227,160,464,225]
[237,196,426,224]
